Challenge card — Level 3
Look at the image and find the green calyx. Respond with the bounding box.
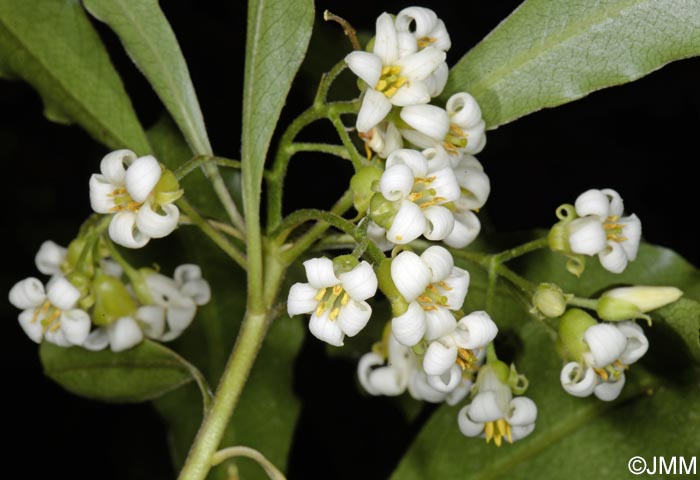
[153,169,183,206]
[369,192,399,230]
[350,166,383,215]
[332,254,360,275]
[92,273,137,326]
[558,308,597,362]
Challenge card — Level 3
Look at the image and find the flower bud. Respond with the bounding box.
[92,273,137,326]
[350,166,383,214]
[532,283,569,318]
[369,193,399,230]
[558,308,597,362]
[597,286,682,322]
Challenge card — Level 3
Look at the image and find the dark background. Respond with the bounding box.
[2,1,699,479]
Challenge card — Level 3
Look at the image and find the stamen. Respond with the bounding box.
[329,307,341,320]
[32,302,51,323]
[414,176,436,184]
[314,288,327,302]
[341,292,349,306]
[484,421,494,443]
[417,36,437,48]
[450,124,465,136]
[437,281,453,291]
[594,367,609,382]
[506,423,513,443]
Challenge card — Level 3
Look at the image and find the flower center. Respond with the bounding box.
[32,301,62,333]
[409,176,446,209]
[443,124,468,155]
[456,347,478,371]
[108,187,143,212]
[603,215,627,243]
[314,284,350,320]
[593,360,627,382]
[375,65,407,98]
[416,282,451,311]
[484,418,513,447]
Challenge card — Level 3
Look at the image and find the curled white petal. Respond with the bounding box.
[345,51,382,88]
[420,245,454,283]
[108,316,144,352]
[575,189,611,218]
[560,362,596,397]
[337,300,372,337]
[620,214,642,261]
[391,302,426,346]
[400,128,437,149]
[391,251,431,302]
[429,20,451,52]
[125,155,161,203]
[422,145,451,170]
[44,328,70,347]
[100,149,135,184]
[397,32,418,58]
[9,277,46,310]
[395,7,438,38]
[338,261,377,301]
[422,206,455,241]
[400,105,450,141]
[83,328,109,351]
[109,211,150,249]
[454,158,491,210]
[396,47,446,82]
[617,321,649,365]
[35,241,67,276]
[89,174,118,213]
[287,283,318,316]
[60,309,91,345]
[601,188,624,217]
[145,273,181,306]
[441,267,470,311]
[511,424,535,441]
[303,257,338,290]
[428,167,461,202]
[583,323,627,367]
[424,307,457,341]
[46,276,80,310]
[385,148,429,178]
[18,309,44,343]
[594,373,626,401]
[443,210,481,248]
[380,163,415,201]
[308,311,344,347]
[423,339,457,376]
[408,370,447,403]
[357,88,392,132]
[389,82,430,107]
[599,242,628,274]
[458,404,484,437]
[508,397,538,426]
[447,92,482,128]
[454,311,498,350]
[468,390,504,423]
[180,278,210,305]
[137,305,167,339]
[358,352,384,395]
[165,298,197,335]
[373,12,399,64]
[568,217,606,256]
[446,378,473,406]
[463,121,487,155]
[427,364,462,392]
[387,200,427,244]
[135,202,179,239]
[424,61,448,97]
[367,221,395,252]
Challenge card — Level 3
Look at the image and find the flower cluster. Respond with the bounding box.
[90,149,183,249]
[9,238,209,352]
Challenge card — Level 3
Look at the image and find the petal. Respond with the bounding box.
[583,323,627,367]
[447,92,482,129]
[385,148,429,177]
[594,373,626,401]
[423,338,457,375]
[357,89,392,132]
[137,305,166,339]
[575,189,610,218]
[400,104,450,141]
[422,206,455,241]
[135,202,179,239]
[423,61,449,97]
[83,328,109,351]
[396,47,446,82]
[464,120,487,155]
[46,276,80,310]
[599,242,628,273]
[367,221,395,252]
[454,311,498,349]
[381,121,404,158]
[387,335,414,373]
[60,309,91,345]
[89,174,117,213]
[568,217,606,255]
[287,283,318,316]
[391,301,426,346]
[180,278,211,306]
[387,200,427,244]
[395,7,438,38]
[511,424,536,442]
[443,210,481,248]
[108,316,144,352]
[601,188,624,217]
[422,145,452,171]
[18,309,44,343]
[100,149,135,184]
[420,245,454,283]
[308,311,344,347]
[339,261,377,301]
[429,167,461,202]
[458,404,484,437]
[454,158,491,210]
[617,321,649,364]
[408,370,447,403]
[424,307,457,341]
[446,378,473,406]
[166,298,197,333]
[468,391,504,423]
[337,300,372,337]
[400,128,437,149]
[345,51,382,87]
[560,362,596,397]
[428,20,451,52]
[426,364,462,392]
[508,397,538,426]
[389,81,431,107]
[391,251,431,301]
[303,257,339,289]
[373,12,399,64]
[125,155,161,202]
[357,352,384,395]
[145,273,181,307]
[9,277,46,310]
[369,366,410,396]
[619,214,642,260]
[440,267,470,311]
[109,211,150,249]
[380,163,415,201]
[397,32,418,58]
[44,328,70,347]
[35,240,67,276]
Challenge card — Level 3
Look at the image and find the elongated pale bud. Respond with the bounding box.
[597,286,682,322]
[532,283,569,318]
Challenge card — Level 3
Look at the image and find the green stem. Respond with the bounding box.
[314,60,347,104]
[567,296,600,310]
[179,215,245,241]
[493,237,549,263]
[211,446,286,480]
[288,142,351,160]
[327,109,363,170]
[203,162,247,234]
[175,155,242,180]
[177,198,247,269]
[496,264,537,295]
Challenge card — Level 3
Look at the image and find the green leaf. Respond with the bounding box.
[83,0,212,155]
[39,340,200,403]
[654,298,700,363]
[0,0,150,153]
[392,242,700,479]
[447,0,700,128]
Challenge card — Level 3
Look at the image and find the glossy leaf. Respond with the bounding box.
[446,0,700,128]
[0,0,150,153]
[39,340,199,403]
[83,0,212,155]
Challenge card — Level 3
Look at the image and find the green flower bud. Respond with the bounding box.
[369,192,399,230]
[532,283,570,318]
[332,254,359,275]
[350,166,383,215]
[597,286,682,322]
[558,308,597,362]
[92,273,137,326]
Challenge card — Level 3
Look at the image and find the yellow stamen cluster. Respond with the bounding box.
[456,347,478,371]
[410,177,446,209]
[603,215,627,242]
[314,284,350,321]
[108,187,143,213]
[32,301,62,333]
[417,283,449,312]
[593,360,627,382]
[375,66,407,98]
[443,124,468,155]
[484,418,513,447]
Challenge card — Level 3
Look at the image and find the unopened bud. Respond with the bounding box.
[369,192,399,230]
[350,166,382,214]
[92,273,137,326]
[532,283,569,318]
[558,308,597,362]
[597,286,682,322]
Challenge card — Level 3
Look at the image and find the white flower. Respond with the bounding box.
[35,240,67,276]
[89,149,180,249]
[560,321,648,401]
[395,7,451,52]
[358,335,413,396]
[391,247,469,346]
[458,368,537,445]
[361,121,404,159]
[83,316,144,353]
[373,149,460,244]
[567,188,641,273]
[345,13,446,132]
[288,257,378,346]
[400,92,486,157]
[9,276,90,347]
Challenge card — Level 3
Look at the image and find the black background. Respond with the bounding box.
[2,1,699,479]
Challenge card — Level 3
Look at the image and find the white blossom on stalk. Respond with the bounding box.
[89,149,181,249]
[394,7,451,53]
[391,246,469,346]
[567,188,641,273]
[288,257,378,346]
[560,321,648,401]
[34,240,68,276]
[458,366,537,445]
[372,149,460,244]
[345,13,446,133]
[361,120,404,159]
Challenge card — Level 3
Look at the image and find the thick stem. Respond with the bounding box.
[203,162,247,234]
[175,155,242,180]
[493,237,549,263]
[211,446,286,480]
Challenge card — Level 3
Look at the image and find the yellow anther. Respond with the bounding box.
[375,79,388,91]
[417,36,437,48]
[394,76,408,88]
[314,288,327,302]
[614,360,627,370]
[49,321,61,333]
[484,422,494,443]
[384,86,398,98]
[341,292,349,306]
[364,142,372,160]
[594,367,609,382]
[329,307,341,321]
[396,235,403,241]
[315,304,326,317]
[442,142,459,155]
[414,176,436,184]
[32,302,51,323]
[418,295,433,303]
[496,418,507,436]
[418,198,445,209]
[450,124,466,136]
[422,305,438,311]
[381,65,392,75]
[437,281,453,291]
[494,434,503,447]
[506,423,513,443]
[333,285,343,295]
[108,187,127,197]
[426,284,438,293]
